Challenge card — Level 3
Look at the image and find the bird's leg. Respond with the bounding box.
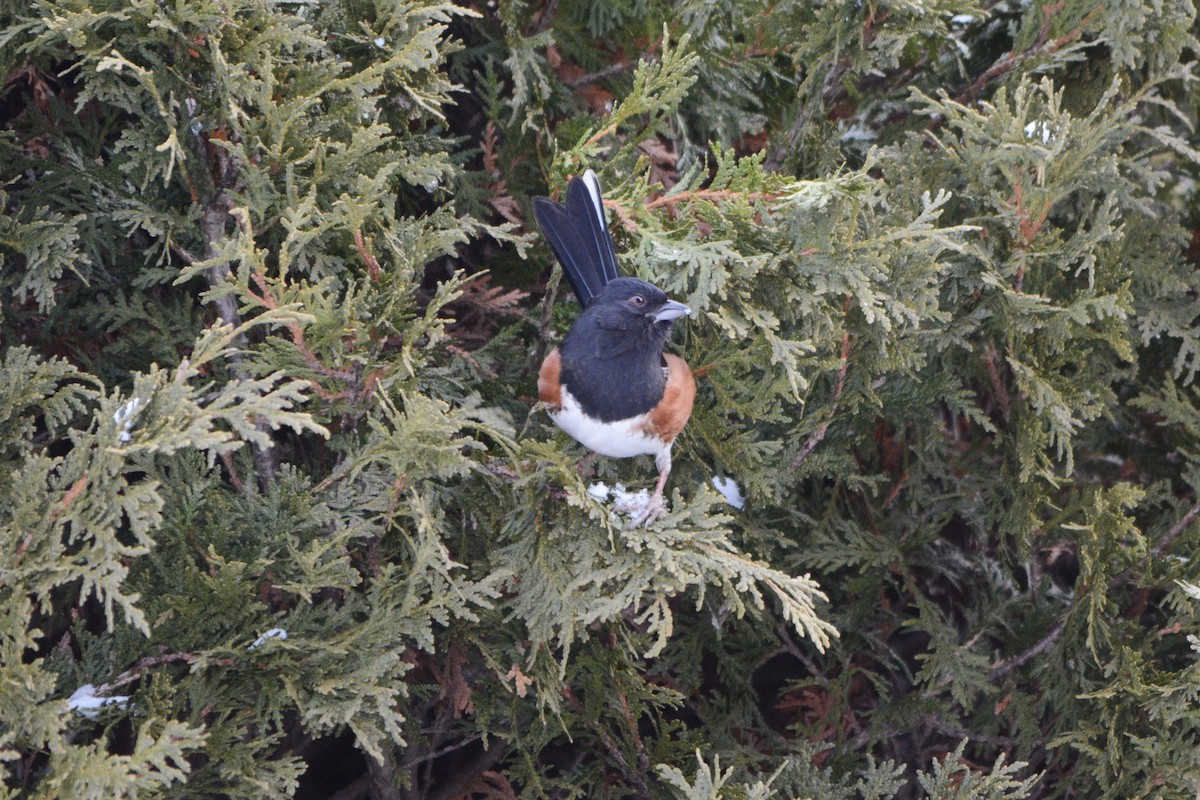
[628,449,672,529]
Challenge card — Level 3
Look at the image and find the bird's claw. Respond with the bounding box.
[625,493,665,530]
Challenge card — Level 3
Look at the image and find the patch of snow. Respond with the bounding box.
[839,121,877,143]
[113,397,143,444]
[587,482,612,502]
[610,485,652,517]
[1176,580,1200,601]
[68,684,130,718]
[711,476,745,509]
[249,628,289,650]
[1024,120,1055,144]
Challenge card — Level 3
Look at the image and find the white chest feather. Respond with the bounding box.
[550,385,666,459]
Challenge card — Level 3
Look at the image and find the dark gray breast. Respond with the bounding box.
[559,329,667,423]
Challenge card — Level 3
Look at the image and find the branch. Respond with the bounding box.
[561,685,652,797]
[97,650,237,695]
[365,747,401,800]
[791,295,852,471]
[532,266,562,377]
[989,494,1200,683]
[983,344,1012,422]
[644,188,777,211]
[567,60,637,88]
[529,0,559,35]
[246,270,366,404]
[191,127,279,488]
[1149,495,1200,562]
[955,3,1096,103]
[425,741,512,800]
[988,618,1066,683]
[354,228,381,282]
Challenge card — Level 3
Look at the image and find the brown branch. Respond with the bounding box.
[249,270,306,350]
[644,188,776,211]
[354,228,381,282]
[246,269,366,403]
[988,617,1066,683]
[97,650,237,695]
[983,344,1012,421]
[883,472,909,510]
[603,197,640,235]
[613,677,651,780]
[956,3,1096,103]
[1150,496,1200,561]
[560,685,652,797]
[777,623,830,686]
[192,126,279,488]
[529,0,559,35]
[396,735,483,772]
[532,266,561,376]
[218,450,244,493]
[566,60,636,88]
[49,474,88,521]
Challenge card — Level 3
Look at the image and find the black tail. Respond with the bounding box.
[532,170,621,307]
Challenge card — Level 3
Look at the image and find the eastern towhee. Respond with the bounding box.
[533,170,696,527]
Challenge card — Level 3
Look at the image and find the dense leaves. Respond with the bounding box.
[2,0,1200,798]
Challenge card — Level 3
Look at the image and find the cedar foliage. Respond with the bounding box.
[2,0,1200,798]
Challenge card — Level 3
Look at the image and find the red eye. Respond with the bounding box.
[629,295,646,307]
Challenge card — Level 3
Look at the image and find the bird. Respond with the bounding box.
[532,170,696,528]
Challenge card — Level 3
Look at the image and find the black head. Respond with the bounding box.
[568,277,691,352]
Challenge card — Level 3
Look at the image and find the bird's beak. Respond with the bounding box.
[653,299,692,323]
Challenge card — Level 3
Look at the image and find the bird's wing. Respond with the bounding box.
[532,169,621,307]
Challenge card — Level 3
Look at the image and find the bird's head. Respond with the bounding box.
[583,277,691,344]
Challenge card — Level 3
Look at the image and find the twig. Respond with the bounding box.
[365,747,401,800]
[983,344,1012,421]
[644,188,777,211]
[955,4,1095,103]
[218,450,244,492]
[425,741,512,800]
[354,228,381,282]
[777,623,830,686]
[1149,495,1200,561]
[883,472,909,510]
[396,736,483,772]
[97,650,237,694]
[192,127,279,488]
[49,474,88,521]
[560,685,652,797]
[920,713,1017,748]
[532,266,562,375]
[613,677,651,779]
[529,0,559,35]
[988,617,1066,683]
[567,61,636,88]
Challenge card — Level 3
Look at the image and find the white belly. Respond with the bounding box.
[550,385,665,459]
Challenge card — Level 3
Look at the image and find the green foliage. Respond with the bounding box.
[916,742,1038,800]
[4,0,1200,797]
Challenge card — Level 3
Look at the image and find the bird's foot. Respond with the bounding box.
[624,492,665,530]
